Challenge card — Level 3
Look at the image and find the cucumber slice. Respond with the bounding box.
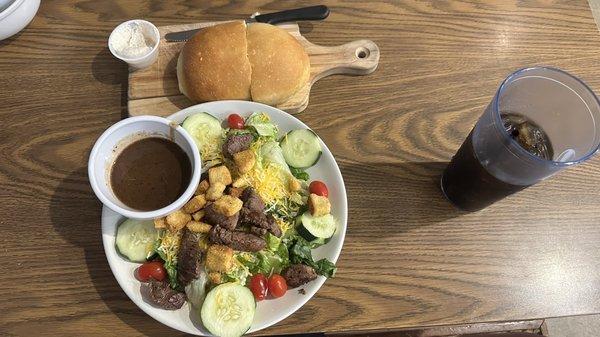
[280,129,322,169]
[298,212,336,241]
[201,283,255,337]
[182,112,224,162]
[115,219,158,262]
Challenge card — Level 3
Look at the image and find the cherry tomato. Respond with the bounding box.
[309,181,329,197]
[267,274,287,298]
[136,261,166,282]
[249,274,268,301]
[228,114,245,129]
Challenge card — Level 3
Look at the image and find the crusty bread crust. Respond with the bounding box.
[177,22,310,105]
[246,23,310,105]
[177,21,252,102]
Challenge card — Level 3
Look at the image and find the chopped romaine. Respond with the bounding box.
[153,230,182,290]
[260,141,289,172]
[290,167,309,181]
[288,236,337,278]
[185,272,208,308]
[246,112,278,138]
[236,236,290,276]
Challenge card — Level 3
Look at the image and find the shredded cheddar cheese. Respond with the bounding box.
[157,229,182,264]
[235,139,293,205]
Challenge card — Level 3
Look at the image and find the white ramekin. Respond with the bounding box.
[0,0,40,40]
[88,116,201,220]
[108,19,160,70]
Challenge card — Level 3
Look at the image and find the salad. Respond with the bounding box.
[115,112,337,337]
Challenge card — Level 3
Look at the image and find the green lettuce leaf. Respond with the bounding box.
[246,112,278,138]
[290,167,309,181]
[237,234,290,276]
[313,258,337,278]
[288,236,337,278]
[153,234,181,290]
[260,141,290,172]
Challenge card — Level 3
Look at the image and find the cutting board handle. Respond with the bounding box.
[309,39,380,82]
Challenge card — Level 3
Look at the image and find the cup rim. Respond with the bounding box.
[492,66,600,167]
[108,19,160,62]
[0,0,23,21]
[88,115,201,220]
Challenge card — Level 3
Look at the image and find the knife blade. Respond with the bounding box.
[164,5,329,42]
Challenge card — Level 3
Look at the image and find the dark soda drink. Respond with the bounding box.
[441,113,553,211]
[440,67,600,211]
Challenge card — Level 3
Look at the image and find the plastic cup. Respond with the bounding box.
[441,67,600,211]
[108,19,160,70]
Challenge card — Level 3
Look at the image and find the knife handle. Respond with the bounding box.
[254,5,330,25]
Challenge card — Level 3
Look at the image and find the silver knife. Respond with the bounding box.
[165,5,329,42]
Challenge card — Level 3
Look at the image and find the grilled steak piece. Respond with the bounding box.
[250,226,268,237]
[204,203,239,230]
[240,187,265,212]
[265,214,282,237]
[141,279,186,310]
[222,134,253,158]
[177,229,203,286]
[239,207,282,238]
[282,264,318,288]
[209,225,266,252]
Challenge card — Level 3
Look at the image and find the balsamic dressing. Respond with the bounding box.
[111,137,191,211]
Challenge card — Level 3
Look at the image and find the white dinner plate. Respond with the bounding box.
[101,100,348,335]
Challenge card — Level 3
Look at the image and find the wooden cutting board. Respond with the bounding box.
[127,21,380,116]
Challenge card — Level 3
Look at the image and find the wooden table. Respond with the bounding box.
[2,1,600,336]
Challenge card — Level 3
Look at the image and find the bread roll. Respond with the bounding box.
[177,21,251,102]
[246,23,310,105]
[177,22,310,106]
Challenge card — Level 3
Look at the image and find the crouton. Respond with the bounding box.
[206,182,226,201]
[195,180,210,195]
[213,195,243,217]
[198,235,209,252]
[166,210,191,231]
[209,165,232,186]
[205,245,234,273]
[288,178,302,192]
[192,210,205,221]
[227,186,243,198]
[233,149,255,174]
[153,217,166,229]
[232,177,248,188]
[186,221,212,233]
[308,193,331,217]
[183,194,206,213]
[208,272,223,285]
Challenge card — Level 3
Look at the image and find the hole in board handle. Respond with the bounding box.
[355,47,369,59]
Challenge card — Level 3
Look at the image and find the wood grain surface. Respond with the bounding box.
[128,21,379,115]
[2,1,600,336]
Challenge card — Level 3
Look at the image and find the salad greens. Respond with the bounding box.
[223,259,252,285]
[153,230,182,290]
[246,112,279,138]
[148,112,335,294]
[260,141,290,172]
[236,233,290,276]
[288,237,337,278]
[185,273,208,308]
[290,167,309,181]
[235,233,336,279]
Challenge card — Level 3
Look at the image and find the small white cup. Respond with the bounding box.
[88,116,201,220]
[108,19,160,70]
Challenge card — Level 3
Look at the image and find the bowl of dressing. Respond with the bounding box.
[88,116,201,220]
[108,19,160,69]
